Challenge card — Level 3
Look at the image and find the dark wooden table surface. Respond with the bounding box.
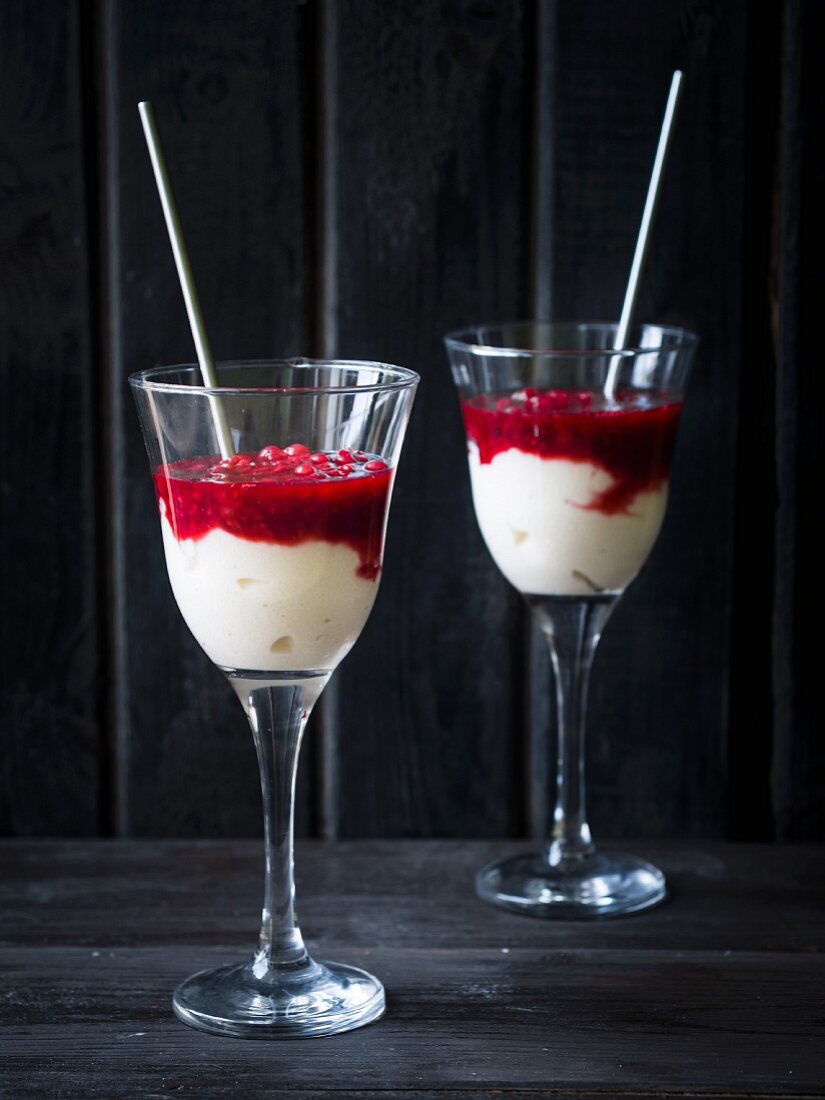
[1,840,824,1097]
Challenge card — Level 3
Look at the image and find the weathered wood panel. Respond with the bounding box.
[0,0,818,844]
[323,0,531,837]
[531,0,747,839]
[0,1,100,834]
[104,0,316,835]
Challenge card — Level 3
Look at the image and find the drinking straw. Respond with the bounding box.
[605,70,684,402]
[138,101,234,458]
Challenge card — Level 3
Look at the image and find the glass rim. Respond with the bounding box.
[129,358,420,396]
[443,320,699,358]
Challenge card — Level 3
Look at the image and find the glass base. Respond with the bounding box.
[476,850,666,919]
[173,958,385,1039]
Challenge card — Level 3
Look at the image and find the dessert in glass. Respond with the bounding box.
[131,359,418,1036]
[445,322,697,918]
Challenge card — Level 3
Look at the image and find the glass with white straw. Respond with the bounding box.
[131,102,418,1034]
[446,71,698,918]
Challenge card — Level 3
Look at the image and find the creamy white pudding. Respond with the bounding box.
[467,447,669,596]
[159,508,380,672]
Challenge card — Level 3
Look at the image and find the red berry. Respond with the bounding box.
[338,463,353,476]
[364,459,387,472]
[259,445,287,462]
[310,452,331,466]
[337,449,354,463]
[285,443,310,458]
[353,451,368,462]
[294,463,314,477]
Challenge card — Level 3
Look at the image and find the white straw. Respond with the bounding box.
[605,70,684,401]
[138,101,234,458]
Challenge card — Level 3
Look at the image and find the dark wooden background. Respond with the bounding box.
[0,0,819,842]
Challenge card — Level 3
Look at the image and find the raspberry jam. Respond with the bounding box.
[462,388,682,515]
[153,447,392,580]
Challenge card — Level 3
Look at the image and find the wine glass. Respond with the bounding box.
[131,359,418,1036]
[445,322,697,918]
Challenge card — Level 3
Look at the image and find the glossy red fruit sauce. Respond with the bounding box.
[153,447,392,580]
[462,388,682,515]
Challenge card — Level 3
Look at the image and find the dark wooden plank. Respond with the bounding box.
[1,840,824,1096]
[773,0,824,840]
[2,840,824,952]
[324,0,530,836]
[0,1,100,834]
[532,1,747,839]
[104,0,316,836]
[2,946,823,1095]
[5,1092,742,1100]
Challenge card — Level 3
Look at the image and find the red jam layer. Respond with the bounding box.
[153,446,392,580]
[462,389,682,515]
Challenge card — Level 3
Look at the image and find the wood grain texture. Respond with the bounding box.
[1,839,824,1095]
[0,1,100,834]
[773,0,824,841]
[531,1,747,840]
[0,1,819,845]
[104,0,317,836]
[323,0,530,837]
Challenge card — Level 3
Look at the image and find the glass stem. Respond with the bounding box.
[530,596,616,868]
[243,675,327,976]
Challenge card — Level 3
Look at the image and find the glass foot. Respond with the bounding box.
[173,958,385,1039]
[477,850,666,919]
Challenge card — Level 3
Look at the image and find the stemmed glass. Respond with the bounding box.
[445,322,697,918]
[131,359,417,1036]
